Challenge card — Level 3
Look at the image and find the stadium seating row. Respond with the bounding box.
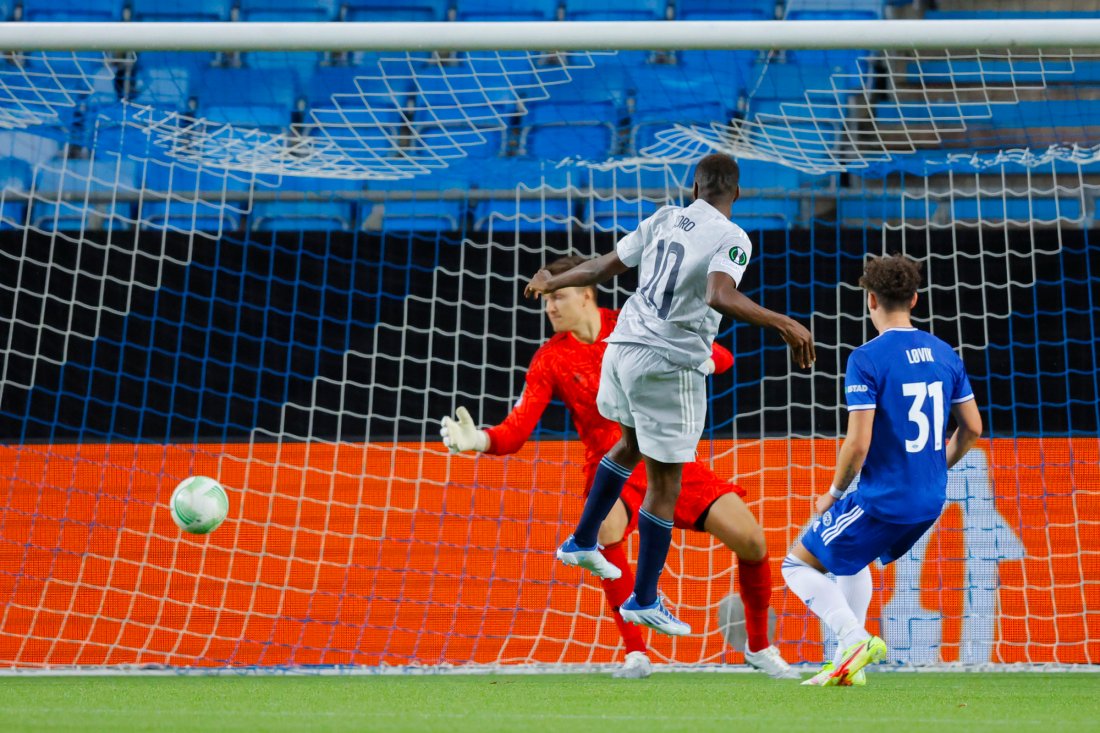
[0,155,832,232]
[3,148,1087,233]
[22,1,1100,24]
[4,0,901,24]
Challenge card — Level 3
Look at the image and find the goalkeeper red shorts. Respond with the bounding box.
[586,461,746,534]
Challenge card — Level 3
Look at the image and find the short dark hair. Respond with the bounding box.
[694,154,739,200]
[546,254,596,296]
[859,254,922,310]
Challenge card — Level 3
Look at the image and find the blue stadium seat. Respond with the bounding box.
[731,196,800,230]
[133,52,216,109]
[139,51,218,74]
[141,163,252,231]
[738,159,811,190]
[20,52,120,107]
[455,52,543,99]
[786,49,873,75]
[520,66,624,160]
[364,173,469,231]
[410,61,521,127]
[747,99,846,160]
[31,156,138,231]
[130,0,231,21]
[522,103,617,161]
[748,58,864,99]
[585,164,689,231]
[0,157,30,229]
[403,61,517,158]
[469,158,585,232]
[243,52,325,88]
[677,50,759,89]
[838,196,934,225]
[133,67,193,109]
[0,131,63,165]
[950,197,1084,224]
[627,65,736,153]
[239,0,337,21]
[743,62,854,160]
[564,0,667,21]
[784,0,883,20]
[904,57,1100,86]
[21,0,122,21]
[251,175,360,231]
[344,0,449,22]
[307,66,387,106]
[305,67,411,160]
[0,1,11,20]
[675,0,775,21]
[195,67,299,131]
[456,0,559,21]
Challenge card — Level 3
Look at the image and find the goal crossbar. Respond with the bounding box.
[4,20,1100,52]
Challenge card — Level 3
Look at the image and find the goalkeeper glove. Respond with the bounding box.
[440,406,490,453]
[699,358,716,375]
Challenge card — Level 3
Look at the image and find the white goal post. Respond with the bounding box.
[2,19,1100,52]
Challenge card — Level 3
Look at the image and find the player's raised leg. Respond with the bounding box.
[557,427,641,580]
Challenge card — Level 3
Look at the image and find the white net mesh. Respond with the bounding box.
[0,15,1098,670]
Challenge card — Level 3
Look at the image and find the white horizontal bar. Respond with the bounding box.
[2,20,1100,52]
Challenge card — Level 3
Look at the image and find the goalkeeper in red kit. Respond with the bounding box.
[440,255,797,680]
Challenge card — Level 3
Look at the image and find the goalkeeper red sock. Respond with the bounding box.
[739,554,773,653]
[601,542,647,655]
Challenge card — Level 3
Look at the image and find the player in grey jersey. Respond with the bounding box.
[525,154,815,635]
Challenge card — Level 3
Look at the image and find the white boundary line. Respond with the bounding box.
[0,662,1097,677]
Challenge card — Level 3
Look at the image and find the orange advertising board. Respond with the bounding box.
[0,438,1096,668]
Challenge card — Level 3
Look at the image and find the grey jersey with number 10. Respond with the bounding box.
[605,199,753,370]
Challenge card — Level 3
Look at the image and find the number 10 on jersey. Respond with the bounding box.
[641,239,685,320]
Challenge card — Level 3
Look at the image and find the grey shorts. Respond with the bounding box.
[596,342,706,464]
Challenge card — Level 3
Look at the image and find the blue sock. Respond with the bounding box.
[572,456,632,548]
[634,509,674,606]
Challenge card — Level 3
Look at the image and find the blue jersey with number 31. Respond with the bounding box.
[844,327,975,522]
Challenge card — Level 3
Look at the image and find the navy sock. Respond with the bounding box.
[573,456,632,548]
[634,509,674,606]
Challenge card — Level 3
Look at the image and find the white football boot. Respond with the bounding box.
[611,651,653,679]
[744,644,801,680]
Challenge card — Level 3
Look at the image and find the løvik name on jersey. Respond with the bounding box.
[607,200,753,370]
[845,327,975,523]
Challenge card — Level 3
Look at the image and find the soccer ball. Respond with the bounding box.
[169,476,229,534]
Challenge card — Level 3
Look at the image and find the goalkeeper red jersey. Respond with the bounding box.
[484,308,733,470]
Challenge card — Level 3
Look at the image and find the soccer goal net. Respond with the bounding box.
[0,4,1098,672]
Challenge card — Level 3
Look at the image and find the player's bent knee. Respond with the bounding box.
[738,529,768,563]
[598,501,629,546]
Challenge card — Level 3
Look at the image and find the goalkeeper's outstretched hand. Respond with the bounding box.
[440,406,490,453]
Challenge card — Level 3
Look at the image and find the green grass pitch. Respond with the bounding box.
[1,673,1097,732]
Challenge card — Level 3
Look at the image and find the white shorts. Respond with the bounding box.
[596,342,706,464]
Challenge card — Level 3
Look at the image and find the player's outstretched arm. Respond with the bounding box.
[440,406,490,453]
[705,271,816,369]
[525,251,630,299]
[441,353,557,456]
[817,408,875,515]
[946,398,983,469]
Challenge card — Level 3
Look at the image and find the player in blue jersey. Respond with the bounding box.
[781,254,984,686]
